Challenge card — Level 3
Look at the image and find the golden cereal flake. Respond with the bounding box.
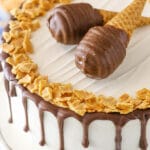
[39,0,53,10]
[1,43,15,53]
[116,102,134,114]
[57,0,71,4]
[18,74,32,85]
[16,62,37,73]
[9,20,21,30]
[30,75,49,93]
[23,30,33,53]
[20,20,40,31]
[2,32,12,43]
[137,100,150,110]
[15,71,26,79]
[137,88,150,100]
[13,53,31,63]
[38,79,49,95]
[10,38,24,53]
[6,57,16,66]
[41,87,53,101]
[10,9,32,21]
[22,0,39,9]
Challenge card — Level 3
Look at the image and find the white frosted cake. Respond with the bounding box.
[0,0,150,150]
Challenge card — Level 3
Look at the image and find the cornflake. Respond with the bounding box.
[39,0,53,10]
[18,74,32,86]
[23,30,33,53]
[1,43,15,53]
[2,32,12,43]
[41,87,53,101]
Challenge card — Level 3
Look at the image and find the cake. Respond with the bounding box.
[0,0,150,150]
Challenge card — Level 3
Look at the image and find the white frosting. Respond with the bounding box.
[30,0,150,98]
[0,0,150,150]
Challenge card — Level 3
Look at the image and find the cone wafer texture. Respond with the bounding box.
[107,0,147,36]
[99,9,150,27]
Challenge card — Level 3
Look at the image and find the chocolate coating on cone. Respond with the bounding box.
[48,3,103,44]
[75,25,129,79]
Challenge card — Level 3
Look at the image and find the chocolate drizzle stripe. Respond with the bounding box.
[57,114,65,150]
[0,62,2,72]
[9,82,17,97]
[4,76,13,123]
[22,96,29,132]
[39,109,45,146]
[139,113,148,150]
[115,125,122,150]
[82,121,89,148]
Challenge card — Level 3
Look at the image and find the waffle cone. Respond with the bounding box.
[106,0,147,36]
[138,17,150,27]
[99,10,116,24]
[99,9,150,27]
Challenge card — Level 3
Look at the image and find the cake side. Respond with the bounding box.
[0,71,149,150]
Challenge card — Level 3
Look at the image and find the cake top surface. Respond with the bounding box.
[1,0,150,115]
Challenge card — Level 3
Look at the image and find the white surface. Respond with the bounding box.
[30,0,150,97]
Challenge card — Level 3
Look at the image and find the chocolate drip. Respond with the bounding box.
[4,76,13,123]
[75,25,129,79]
[139,112,148,150]
[39,109,45,146]
[82,120,89,148]
[115,125,122,150]
[113,116,128,150]
[0,52,2,72]
[0,62,2,72]
[48,3,102,44]
[3,62,16,81]
[22,96,29,132]
[57,114,65,150]
[22,90,44,145]
[9,82,17,97]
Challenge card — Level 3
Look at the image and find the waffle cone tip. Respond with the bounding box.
[107,0,147,36]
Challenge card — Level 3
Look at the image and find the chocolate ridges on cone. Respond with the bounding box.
[75,25,129,79]
[48,3,102,44]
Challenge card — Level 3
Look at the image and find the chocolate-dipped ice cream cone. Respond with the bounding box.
[75,0,147,79]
